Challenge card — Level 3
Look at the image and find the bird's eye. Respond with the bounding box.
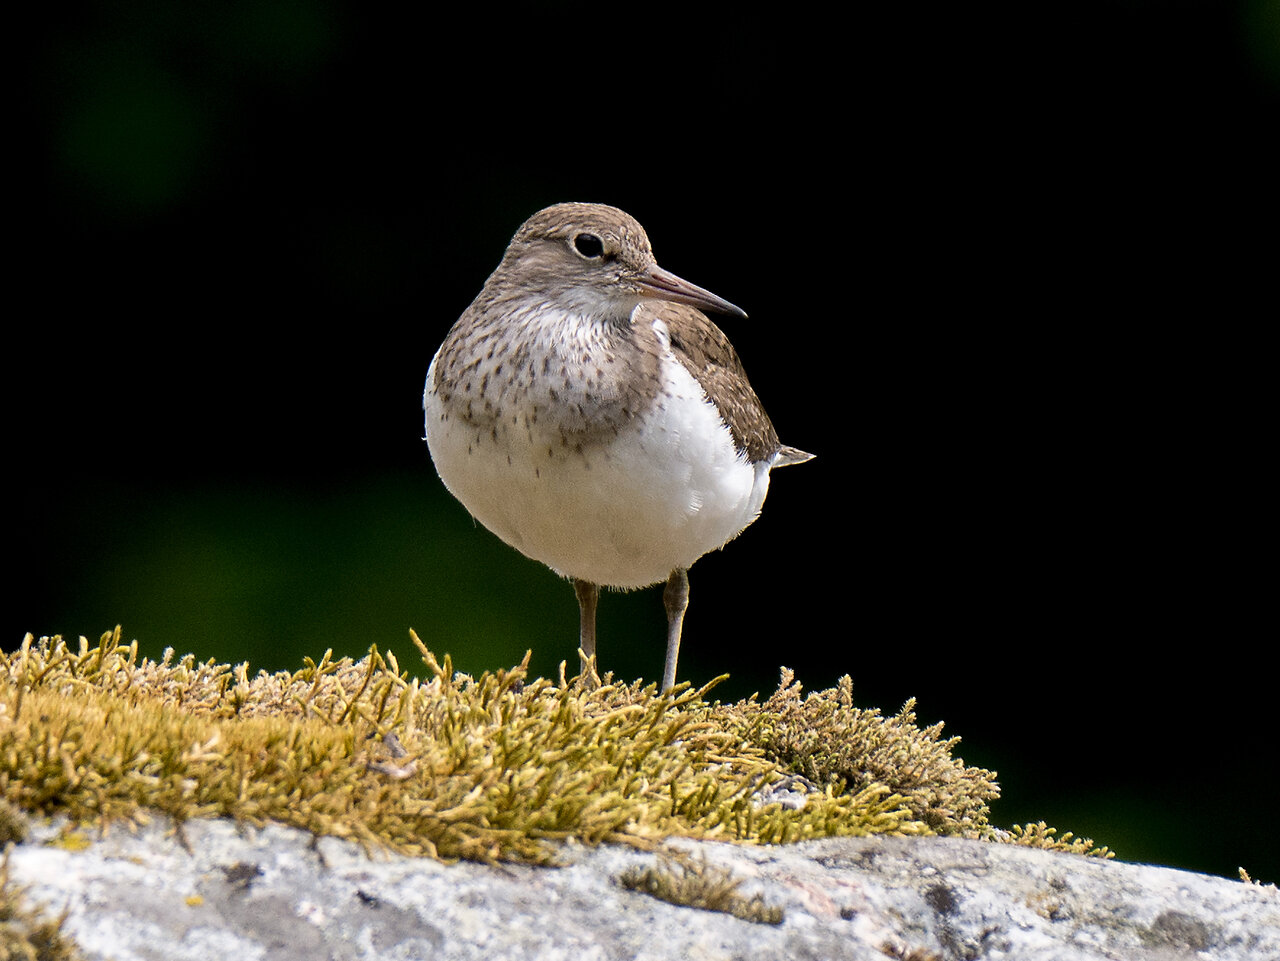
[573,233,605,259]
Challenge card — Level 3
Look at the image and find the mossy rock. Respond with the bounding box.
[0,629,1109,866]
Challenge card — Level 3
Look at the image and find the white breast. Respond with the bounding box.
[423,329,774,589]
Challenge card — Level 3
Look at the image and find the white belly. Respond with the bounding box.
[424,352,773,589]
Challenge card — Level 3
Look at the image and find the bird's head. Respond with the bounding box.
[493,202,746,324]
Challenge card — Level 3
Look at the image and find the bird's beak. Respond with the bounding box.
[639,265,748,319]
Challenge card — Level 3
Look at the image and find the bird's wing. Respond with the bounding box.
[638,301,807,465]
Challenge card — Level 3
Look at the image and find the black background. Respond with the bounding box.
[16,1,1278,882]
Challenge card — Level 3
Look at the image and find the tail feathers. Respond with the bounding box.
[773,445,815,468]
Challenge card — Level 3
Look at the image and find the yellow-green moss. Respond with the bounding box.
[0,851,83,961]
[0,628,1107,865]
[617,853,784,924]
[1001,821,1112,859]
[0,802,27,847]
[724,669,998,836]
[1238,867,1277,888]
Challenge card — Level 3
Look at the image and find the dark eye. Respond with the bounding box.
[573,233,605,259]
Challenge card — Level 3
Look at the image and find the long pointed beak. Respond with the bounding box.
[639,264,748,319]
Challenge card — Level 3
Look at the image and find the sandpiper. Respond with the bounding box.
[424,203,812,690]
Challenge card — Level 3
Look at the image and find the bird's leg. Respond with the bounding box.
[661,568,690,692]
[573,578,600,685]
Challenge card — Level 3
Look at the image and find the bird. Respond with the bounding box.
[423,202,812,691]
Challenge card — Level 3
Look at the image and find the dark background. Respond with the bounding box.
[16,2,1278,882]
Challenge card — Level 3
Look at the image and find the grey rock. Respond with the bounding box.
[6,818,1277,961]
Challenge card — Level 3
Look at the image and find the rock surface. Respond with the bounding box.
[6,817,1277,961]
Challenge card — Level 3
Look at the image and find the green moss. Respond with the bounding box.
[0,628,1107,866]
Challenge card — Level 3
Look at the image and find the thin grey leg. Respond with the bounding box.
[662,568,689,692]
[573,578,599,683]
